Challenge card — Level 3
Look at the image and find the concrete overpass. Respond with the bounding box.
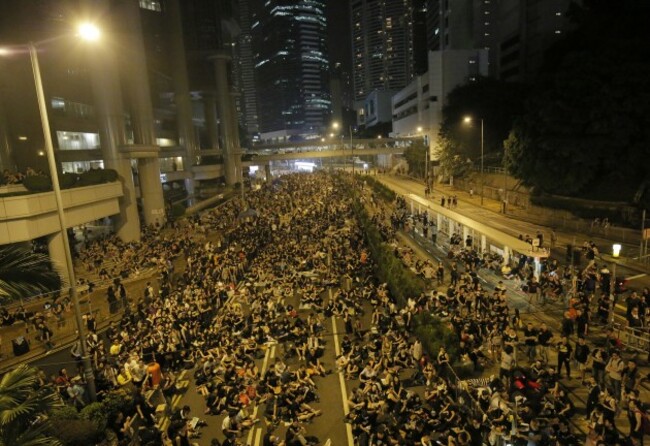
[242,146,405,166]
[250,137,418,151]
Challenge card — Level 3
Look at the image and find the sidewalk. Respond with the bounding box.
[395,174,649,274]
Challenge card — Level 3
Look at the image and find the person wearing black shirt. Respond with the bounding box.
[523,323,538,363]
[574,336,590,382]
[556,336,573,379]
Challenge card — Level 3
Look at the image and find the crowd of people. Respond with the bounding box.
[386,190,649,446]
[1,166,42,185]
[6,170,649,446]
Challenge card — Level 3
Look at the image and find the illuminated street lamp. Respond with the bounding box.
[26,22,101,401]
[463,116,484,205]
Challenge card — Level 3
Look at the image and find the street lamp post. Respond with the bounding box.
[464,116,484,205]
[27,25,100,401]
[417,126,430,195]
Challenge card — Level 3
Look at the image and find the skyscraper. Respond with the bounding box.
[350,0,416,103]
[236,0,259,136]
[252,0,331,139]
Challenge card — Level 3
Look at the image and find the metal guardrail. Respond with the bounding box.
[610,322,650,354]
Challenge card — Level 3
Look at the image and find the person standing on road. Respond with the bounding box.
[556,335,573,379]
[537,323,553,364]
[574,336,590,383]
[523,323,538,363]
[605,351,625,401]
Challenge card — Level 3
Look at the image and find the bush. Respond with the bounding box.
[80,402,108,432]
[22,169,118,192]
[362,175,396,202]
[60,173,78,189]
[349,188,458,361]
[23,175,51,192]
[50,418,103,446]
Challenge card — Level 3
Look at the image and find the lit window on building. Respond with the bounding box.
[139,0,161,12]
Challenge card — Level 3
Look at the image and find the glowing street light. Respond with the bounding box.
[612,244,622,258]
[78,23,101,42]
[463,115,484,205]
[331,121,340,130]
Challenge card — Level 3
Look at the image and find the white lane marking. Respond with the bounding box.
[626,274,647,281]
[331,316,354,446]
[248,343,274,446]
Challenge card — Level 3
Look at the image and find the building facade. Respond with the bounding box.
[351,0,416,104]
[0,0,242,255]
[252,0,331,140]
[391,49,489,158]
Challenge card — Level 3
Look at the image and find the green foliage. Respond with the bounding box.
[530,194,639,227]
[0,365,62,446]
[505,0,650,200]
[433,136,472,179]
[77,169,117,186]
[22,169,118,192]
[60,173,78,189]
[22,175,52,192]
[350,196,457,361]
[437,77,527,177]
[403,141,427,178]
[362,176,396,202]
[80,402,108,432]
[49,418,102,446]
[0,246,62,301]
[50,406,80,421]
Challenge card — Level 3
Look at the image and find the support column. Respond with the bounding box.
[265,163,272,183]
[462,225,469,246]
[503,246,510,265]
[166,0,198,196]
[48,231,69,281]
[0,86,15,172]
[203,93,220,150]
[88,18,140,242]
[211,50,237,185]
[119,0,165,226]
[481,234,487,254]
[230,89,242,183]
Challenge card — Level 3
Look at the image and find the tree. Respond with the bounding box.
[403,141,427,178]
[0,246,61,302]
[0,365,62,446]
[437,77,527,176]
[505,0,650,200]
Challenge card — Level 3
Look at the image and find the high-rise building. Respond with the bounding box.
[351,0,416,103]
[236,0,259,136]
[497,0,576,81]
[252,0,331,140]
[424,0,497,75]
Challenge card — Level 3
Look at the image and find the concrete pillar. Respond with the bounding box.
[265,163,272,183]
[48,231,69,281]
[119,0,165,226]
[437,213,442,235]
[211,51,237,185]
[87,16,141,242]
[166,0,198,196]
[138,157,165,225]
[203,93,220,150]
[0,86,15,172]
[481,234,487,254]
[462,225,469,245]
[230,90,242,183]
[503,246,510,265]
